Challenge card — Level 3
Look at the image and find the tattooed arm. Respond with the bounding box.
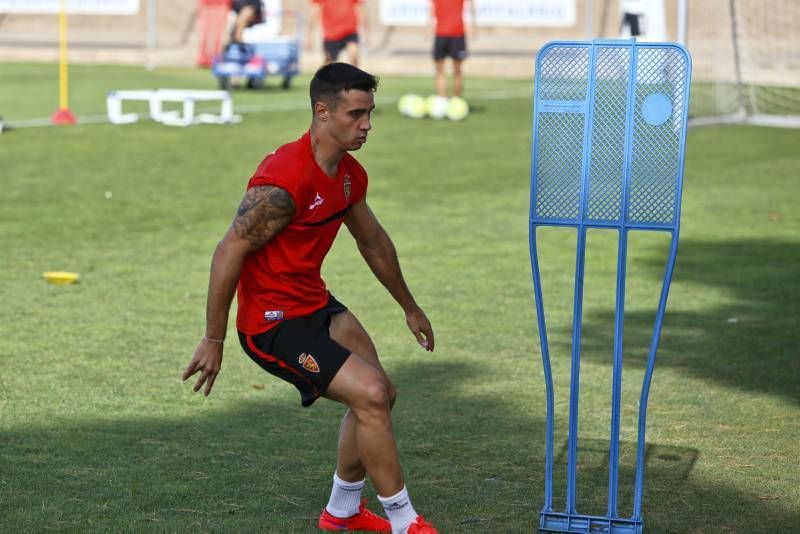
[231,185,296,250]
[182,185,295,396]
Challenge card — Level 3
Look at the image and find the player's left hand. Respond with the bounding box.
[406,306,434,352]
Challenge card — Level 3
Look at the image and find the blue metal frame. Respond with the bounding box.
[529,39,692,533]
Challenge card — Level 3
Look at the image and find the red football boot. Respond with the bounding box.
[407,516,438,534]
[318,498,391,532]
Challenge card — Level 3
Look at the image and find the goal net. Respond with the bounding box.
[687,0,800,127]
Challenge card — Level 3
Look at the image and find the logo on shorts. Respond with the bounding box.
[298,353,320,373]
[265,310,284,321]
[343,175,352,203]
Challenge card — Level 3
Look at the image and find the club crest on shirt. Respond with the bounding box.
[343,175,352,203]
[298,353,320,373]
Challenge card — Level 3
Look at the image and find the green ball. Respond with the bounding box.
[447,96,469,121]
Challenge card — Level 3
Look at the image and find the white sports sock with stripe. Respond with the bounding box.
[325,472,364,518]
[378,485,418,534]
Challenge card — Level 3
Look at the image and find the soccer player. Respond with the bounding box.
[229,0,264,44]
[430,0,477,98]
[305,0,366,66]
[182,63,439,534]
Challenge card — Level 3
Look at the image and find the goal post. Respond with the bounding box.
[684,0,800,127]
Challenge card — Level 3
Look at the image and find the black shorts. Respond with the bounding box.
[232,0,264,24]
[433,35,468,61]
[324,33,359,61]
[622,12,643,37]
[239,294,350,407]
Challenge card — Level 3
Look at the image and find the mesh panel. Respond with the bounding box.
[538,47,590,101]
[586,46,630,224]
[533,46,590,222]
[531,41,689,230]
[628,47,689,226]
[534,113,585,221]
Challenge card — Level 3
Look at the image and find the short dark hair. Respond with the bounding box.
[309,63,379,110]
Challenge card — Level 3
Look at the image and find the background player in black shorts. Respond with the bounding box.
[430,0,477,98]
[305,0,366,67]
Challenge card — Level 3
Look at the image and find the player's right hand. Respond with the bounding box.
[406,306,435,352]
[182,338,224,397]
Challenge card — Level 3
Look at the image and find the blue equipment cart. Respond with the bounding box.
[212,36,299,90]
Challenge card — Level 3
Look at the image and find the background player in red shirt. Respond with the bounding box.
[430,0,477,98]
[182,63,439,534]
[305,0,366,67]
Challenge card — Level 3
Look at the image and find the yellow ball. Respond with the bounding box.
[447,96,469,121]
[398,94,426,119]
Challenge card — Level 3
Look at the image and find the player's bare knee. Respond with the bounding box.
[351,379,390,420]
[363,380,390,408]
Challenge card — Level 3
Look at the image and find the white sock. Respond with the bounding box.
[378,485,418,534]
[325,472,365,518]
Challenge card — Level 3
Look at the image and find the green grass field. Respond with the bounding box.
[1,63,798,533]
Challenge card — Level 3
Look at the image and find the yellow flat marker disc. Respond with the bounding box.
[42,271,80,284]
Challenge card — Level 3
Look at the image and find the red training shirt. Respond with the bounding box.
[433,0,466,37]
[313,0,362,41]
[236,131,368,335]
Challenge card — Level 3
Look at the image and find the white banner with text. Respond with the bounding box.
[379,0,576,27]
[0,0,139,14]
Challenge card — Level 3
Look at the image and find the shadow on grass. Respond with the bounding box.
[1,360,797,532]
[576,237,800,404]
[552,438,699,518]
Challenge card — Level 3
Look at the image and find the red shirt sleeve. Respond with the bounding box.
[247,154,312,218]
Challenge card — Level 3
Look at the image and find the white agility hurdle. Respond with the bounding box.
[106,89,241,127]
